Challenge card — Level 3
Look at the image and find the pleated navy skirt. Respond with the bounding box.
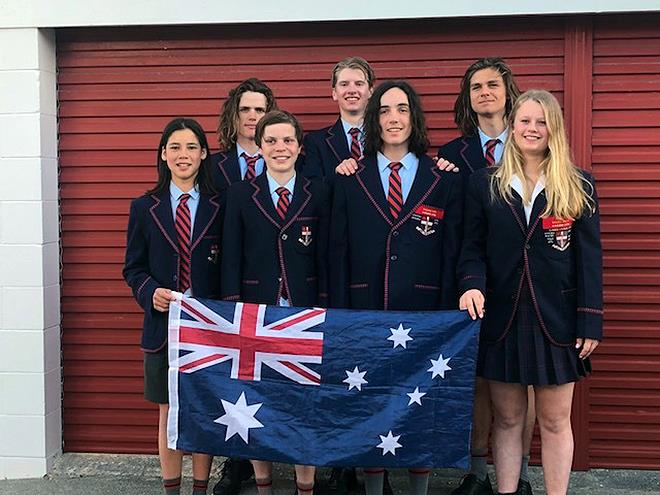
[477,282,591,386]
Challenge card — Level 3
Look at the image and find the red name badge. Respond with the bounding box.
[542,216,573,230]
[414,205,444,220]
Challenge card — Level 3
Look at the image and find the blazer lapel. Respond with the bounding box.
[397,156,440,220]
[355,155,392,225]
[219,146,243,184]
[251,173,281,229]
[191,193,220,250]
[149,191,179,252]
[460,135,486,173]
[325,118,350,162]
[282,176,312,228]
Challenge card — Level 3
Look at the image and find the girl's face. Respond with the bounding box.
[512,99,549,158]
[161,128,207,187]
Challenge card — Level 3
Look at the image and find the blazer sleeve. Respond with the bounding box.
[220,185,244,301]
[574,174,604,340]
[301,133,324,180]
[315,182,331,307]
[457,173,488,296]
[122,199,160,312]
[440,172,464,309]
[328,177,350,308]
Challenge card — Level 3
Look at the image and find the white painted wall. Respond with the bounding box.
[0,28,61,479]
[0,0,658,28]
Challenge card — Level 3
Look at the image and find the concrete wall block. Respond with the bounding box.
[44,368,61,416]
[42,241,60,287]
[2,373,45,415]
[0,29,39,71]
[0,201,44,244]
[0,158,43,200]
[43,284,60,329]
[1,287,45,330]
[0,245,44,286]
[37,29,56,74]
[0,456,49,480]
[0,415,46,457]
[0,114,42,158]
[42,200,59,243]
[44,409,62,458]
[0,71,40,114]
[39,69,57,117]
[41,157,58,201]
[40,113,58,159]
[43,325,61,374]
[0,330,45,373]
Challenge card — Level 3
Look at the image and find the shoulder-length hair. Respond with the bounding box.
[147,117,215,196]
[491,89,595,219]
[216,78,277,150]
[363,80,429,157]
[454,57,521,137]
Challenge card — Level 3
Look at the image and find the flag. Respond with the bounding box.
[167,293,480,468]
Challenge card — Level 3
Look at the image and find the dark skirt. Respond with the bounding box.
[144,349,169,404]
[477,283,591,386]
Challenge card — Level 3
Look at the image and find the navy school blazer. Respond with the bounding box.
[123,190,223,352]
[210,147,243,192]
[437,134,488,185]
[220,173,330,307]
[329,154,463,311]
[457,167,604,345]
[302,118,350,182]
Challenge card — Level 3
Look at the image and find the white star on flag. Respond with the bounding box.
[343,366,368,391]
[428,354,452,379]
[407,386,427,406]
[387,323,413,349]
[214,391,264,443]
[377,430,402,456]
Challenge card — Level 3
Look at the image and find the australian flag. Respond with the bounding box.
[167,293,480,468]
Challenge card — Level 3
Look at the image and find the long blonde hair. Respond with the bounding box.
[491,89,595,219]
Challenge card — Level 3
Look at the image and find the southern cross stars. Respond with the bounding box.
[214,391,264,443]
[427,354,452,379]
[377,430,402,456]
[343,366,368,391]
[407,387,427,406]
[388,323,413,349]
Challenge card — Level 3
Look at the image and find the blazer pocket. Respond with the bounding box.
[349,283,368,289]
[413,284,441,291]
[242,279,260,285]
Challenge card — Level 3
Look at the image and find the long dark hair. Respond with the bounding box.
[454,57,521,137]
[363,80,429,157]
[147,117,215,196]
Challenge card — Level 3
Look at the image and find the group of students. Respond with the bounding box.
[123,56,603,495]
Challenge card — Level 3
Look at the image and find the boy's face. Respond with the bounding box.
[332,67,372,116]
[235,91,268,141]
[259,123,300,174]
[379,87,412,149]
[469,67,507,119]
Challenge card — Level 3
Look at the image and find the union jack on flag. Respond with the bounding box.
[167,293,480,468]
[170,296,326,385]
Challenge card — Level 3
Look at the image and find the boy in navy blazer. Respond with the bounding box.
[211,78,278,192]
[123,118,220,495]
[330,80,463,495]
[302,56,375,181]
[221,110,328,495]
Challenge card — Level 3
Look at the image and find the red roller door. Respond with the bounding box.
[589,15,660,469]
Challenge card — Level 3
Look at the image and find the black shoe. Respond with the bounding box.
[382,470,393,495]
[325,467,359,494]
[517,479,533,495]
[450,473,494,495]
[212,458,254,495]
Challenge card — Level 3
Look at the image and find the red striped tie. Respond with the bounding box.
[387,162,403,219]
[175,193,192,293]
[242,152,259,180]
[275,187,290,221]
[485,139,500,167]
[348,127,362,161]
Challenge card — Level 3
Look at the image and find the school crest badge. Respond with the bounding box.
[412,205,444,237]
[542,217,573,252]
[298,226,312,246]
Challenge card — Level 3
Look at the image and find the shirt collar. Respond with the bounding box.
[341,119,363,136]
[169,181,200,202]
[236,141,260,159]
[377,151,415,173]
[266,172,296,196]
[478,127,509,149]
[510,173,546,203]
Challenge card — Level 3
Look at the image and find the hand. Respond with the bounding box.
[153,287,174,312]
[575,338,599,359]
[335,158,359,176]
[459,289,485,320]
[433,156,459,173]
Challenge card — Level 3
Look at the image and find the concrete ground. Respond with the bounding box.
[1,453,659,494]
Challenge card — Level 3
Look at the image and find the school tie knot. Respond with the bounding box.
[178,193,190,204]
[241,152,260,180]
[275,187,290,221]
[388,162,402,172]
[348,127,362,161]
[485,139,500,167]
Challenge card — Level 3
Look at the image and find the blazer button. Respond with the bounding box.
[278,277,282,282]
[392,230,399,237]
[281,233,288,240]
[525,244,531,250]
[173,275,178,281]
[390,255,398,261]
